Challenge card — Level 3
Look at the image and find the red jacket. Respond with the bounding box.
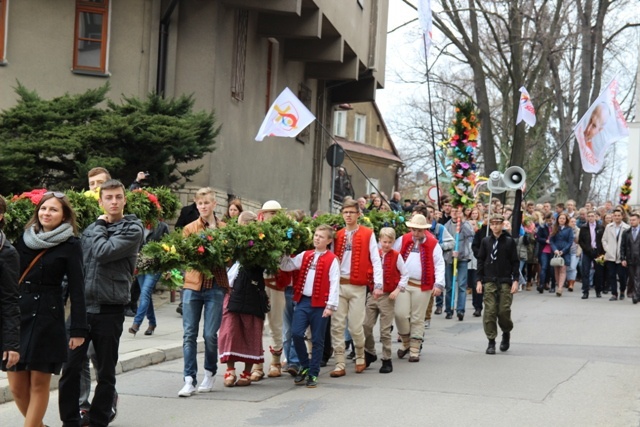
[293,250,337,308]
[400,233,437,291]
[334,226,373,286]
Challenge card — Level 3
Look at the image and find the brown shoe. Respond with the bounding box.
[236,371,252,387]
[355,363,366,373]
[223,370,237,387]
[397,348,409,359]
[267,363,281,378]
[408,356,420,362]
[250,370,264,382]
[329,369,346,378]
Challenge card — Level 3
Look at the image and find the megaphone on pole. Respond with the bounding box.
[503,166,526,190]
[487,171,506,194]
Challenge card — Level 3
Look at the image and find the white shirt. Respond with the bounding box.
[335,227,384,289]
[279,250,340,309]
[393,236,445,289]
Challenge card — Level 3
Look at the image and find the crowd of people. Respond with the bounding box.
[1,171,639,426]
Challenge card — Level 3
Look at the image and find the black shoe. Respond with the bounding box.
[581,292,588,299]
[457,312,464,321]
[499,332,510,352]
[294,367,309,385]
[602,290,609,295]
[109,391,118,422]
[365,351,377,368]
[306,375,318,388]
[320,359,328,367]
[379,359,393,374]
[434,306,443,315]
[486,340,496,355]
[473,309,481,317]
[609,295,618,301]
[445,312,453,319]
[620,295,625,301]
[124,307,136,317]
[176,303,183,315]
[549,288,555,294]
[537,286,544,294]
[596,292,602,298]
[633,298,638,304]
[346,350,356,360]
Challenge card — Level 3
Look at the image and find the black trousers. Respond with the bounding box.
[605,261,627,296]
[59,311,124,427]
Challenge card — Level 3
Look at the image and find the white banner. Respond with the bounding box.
[575,78,629,173]
[516,86,536,127]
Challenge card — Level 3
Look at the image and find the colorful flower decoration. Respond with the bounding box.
[619,172,632,211]
[440,100,479,208]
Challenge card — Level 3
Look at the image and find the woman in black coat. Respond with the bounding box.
[8,192,88,427]
[0,196,20,371]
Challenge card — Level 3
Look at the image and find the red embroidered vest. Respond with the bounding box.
[334,226,373,286]
[400,233,437,291]
[381,249,401,293]
[293,250,337,308]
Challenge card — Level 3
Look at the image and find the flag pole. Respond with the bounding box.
[425,45,442,211]
[315,120,392,208]
[523,132,573,199]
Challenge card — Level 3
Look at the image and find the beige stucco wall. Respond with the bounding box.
[0,0,157,111]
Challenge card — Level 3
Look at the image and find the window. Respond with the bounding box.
[0,0,7,64]
[73,0,110,75]
[333,111,347,137]
[231,9,249,101]
[354,114,366,142]
[366,178,379,196]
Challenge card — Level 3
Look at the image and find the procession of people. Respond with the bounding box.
[2,167,640,427]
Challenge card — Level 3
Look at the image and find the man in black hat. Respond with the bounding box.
[476,214,519,355]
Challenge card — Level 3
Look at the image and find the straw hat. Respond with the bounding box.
[405,214,430,229]
[258,200,285,214]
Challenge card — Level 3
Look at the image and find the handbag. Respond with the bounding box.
[550,254,565,267]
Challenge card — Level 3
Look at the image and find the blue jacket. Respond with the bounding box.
[550,226,574,265]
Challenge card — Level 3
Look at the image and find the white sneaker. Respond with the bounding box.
[178,376,196,397]
[198,370,216,392]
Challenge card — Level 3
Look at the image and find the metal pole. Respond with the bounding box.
[426,54,441,210]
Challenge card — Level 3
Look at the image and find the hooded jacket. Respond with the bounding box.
[81,214,144,313]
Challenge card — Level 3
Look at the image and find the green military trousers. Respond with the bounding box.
[482,282,514,340]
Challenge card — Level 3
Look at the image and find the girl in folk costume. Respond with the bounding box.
[279,225,340,388]
[218,211,268,387]
[393,214,445,362]
[330,199,383,377]
[363,228,409,373]
[250,200,290,381]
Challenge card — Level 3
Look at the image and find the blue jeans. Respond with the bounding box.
[282,287,299,366]
[292,297,329,378]
[133,273,161,326]
[445,260,468,313]
[182,286,225,380]
[538,252,552,289]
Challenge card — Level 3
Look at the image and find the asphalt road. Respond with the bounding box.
[1,287,639,426]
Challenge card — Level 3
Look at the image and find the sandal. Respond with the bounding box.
[236,371,252,387]
[223,369,237,387]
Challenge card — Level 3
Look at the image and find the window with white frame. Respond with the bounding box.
[354,114,366,143]
[366,178,379,196]
[333,110,347,137]
[0,0,8,63]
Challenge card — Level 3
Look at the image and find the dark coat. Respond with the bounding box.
[227,266,267,319]
[0,235,20,357]
[476,231,520,285]
[175,203,200,229]
[578,223,605,259]
[15,236,88,365]
[620,228,640,266]
[535,223,552,256]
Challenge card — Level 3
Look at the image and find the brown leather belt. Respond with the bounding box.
[407,280,421,288]
[264,279,284,291]
[339,277,351,285]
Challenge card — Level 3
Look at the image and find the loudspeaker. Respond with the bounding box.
[487,171,506,194]
[503,166,526,190]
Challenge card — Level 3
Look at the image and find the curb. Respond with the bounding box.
[0,340,202,405]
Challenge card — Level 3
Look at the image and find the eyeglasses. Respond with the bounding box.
[342,211,359,215]
[44,191,65,198]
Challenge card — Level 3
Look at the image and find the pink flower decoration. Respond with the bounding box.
[248,240,254,247]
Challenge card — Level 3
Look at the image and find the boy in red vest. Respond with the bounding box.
[393,214,445,362]
[363,227,409,373]
[331,199,384,377]
[279,224,340,388]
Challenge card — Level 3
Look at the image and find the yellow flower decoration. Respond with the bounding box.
[170,245,177,254]
[161,243,171,252]
[258,233,265,240]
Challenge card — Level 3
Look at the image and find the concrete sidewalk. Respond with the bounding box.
[0,291,188,404]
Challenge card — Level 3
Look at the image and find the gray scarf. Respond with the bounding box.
[23,223,75,250]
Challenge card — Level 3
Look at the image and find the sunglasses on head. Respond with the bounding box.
[44,191,65,198]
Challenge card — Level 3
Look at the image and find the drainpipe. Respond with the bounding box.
[156,0,181,97]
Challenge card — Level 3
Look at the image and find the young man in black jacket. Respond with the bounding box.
[476,214,519,355]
